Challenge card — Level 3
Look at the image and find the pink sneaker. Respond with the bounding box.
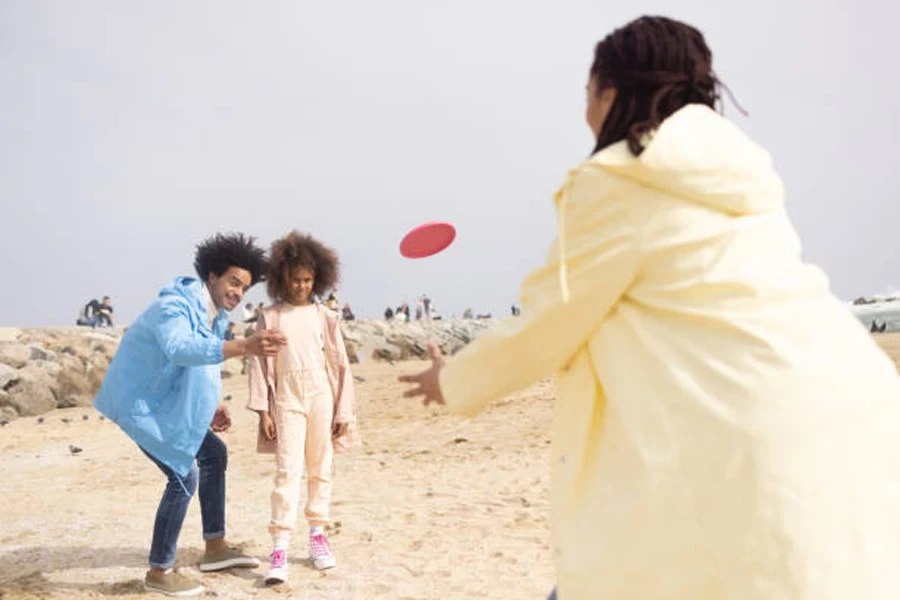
[265,549,288,585]
[309,532,336,570]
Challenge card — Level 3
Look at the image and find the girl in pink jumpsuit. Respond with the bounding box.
[247,231,359,585]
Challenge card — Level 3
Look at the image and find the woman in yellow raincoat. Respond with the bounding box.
[401,15,900,600]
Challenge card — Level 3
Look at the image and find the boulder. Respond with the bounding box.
[27,345,57,362]
[0,328,21,343]
[343,340,360,364]
[85,353,110,391]
[0,363,19,390]
[28,359,62,379]
[18,365,60,398]
[0,343,31,369]
[57,366,96,408]
[1,369,57,416]
[0,401,17,421]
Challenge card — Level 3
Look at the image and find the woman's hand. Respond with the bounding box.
[398,342,447,406]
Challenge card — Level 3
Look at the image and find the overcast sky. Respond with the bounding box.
[2,0,899,326]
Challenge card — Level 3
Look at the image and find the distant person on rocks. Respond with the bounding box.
[224,322,236,341]
[421,294,432,319]
[76,298,102,327]
[326,292,339,312]
[94,233,286,598]
[396,303,411,322]
[462,308,474,319]
[415,298,425,320]
[341,304,356,321]
[384,307,394,321]
[96,296,115,327]
[511,304,521,317]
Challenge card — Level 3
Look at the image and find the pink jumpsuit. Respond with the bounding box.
[268,304,334,541]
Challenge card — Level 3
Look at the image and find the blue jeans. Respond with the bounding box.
[548,588,558,600]
[141,431,228,568]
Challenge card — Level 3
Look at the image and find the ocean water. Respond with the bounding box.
[849,302,900,332]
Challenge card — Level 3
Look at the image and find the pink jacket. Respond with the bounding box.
[246,303,361,454]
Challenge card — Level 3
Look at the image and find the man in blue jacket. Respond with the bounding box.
[95,233,286,597]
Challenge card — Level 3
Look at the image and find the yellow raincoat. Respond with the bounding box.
[440,105,900,598]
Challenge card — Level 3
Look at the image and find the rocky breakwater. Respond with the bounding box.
[338,318,495,363]
[0,326,122,424]
[0,318,496,423]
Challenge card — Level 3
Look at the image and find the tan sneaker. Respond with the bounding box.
[199,546,261,572]
[144,569,204,597]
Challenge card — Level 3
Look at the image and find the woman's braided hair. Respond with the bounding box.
[591,16,741,156]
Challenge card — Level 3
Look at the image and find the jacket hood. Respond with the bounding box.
[552,105,783,303]
[592,104,784,216]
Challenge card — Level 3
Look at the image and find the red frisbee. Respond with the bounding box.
[400,221,457,259]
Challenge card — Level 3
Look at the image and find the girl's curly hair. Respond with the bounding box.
[266,231,340,302]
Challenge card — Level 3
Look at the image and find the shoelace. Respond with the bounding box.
[270,550,286,569]
[310,534,331,557]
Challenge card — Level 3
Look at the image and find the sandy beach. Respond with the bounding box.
[0,359,556,600]
[4,332,900,599]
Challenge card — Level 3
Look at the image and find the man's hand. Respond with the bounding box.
[398,342,447,407]
[211,404,232,432]
[245,329,287,357]
[259,411,277,441]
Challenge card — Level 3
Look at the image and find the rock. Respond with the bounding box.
[0,327,22,342]
[83,332,120,343]
[0,363,19,390]
[0,343,31,369]
[28,359,62,378]
[18,365,59,398]
[56,365,95,409]
[2,369,58,416]
[84,354,110,391]
[343,340,360,364]
[338,319,493,364]
[0,403,16,421]
[220,358,244,379]
[0,328,21,343]
[90,340,118,361]
[69,444,82,455]
[27,345,57,362]
[0,321,491,419]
